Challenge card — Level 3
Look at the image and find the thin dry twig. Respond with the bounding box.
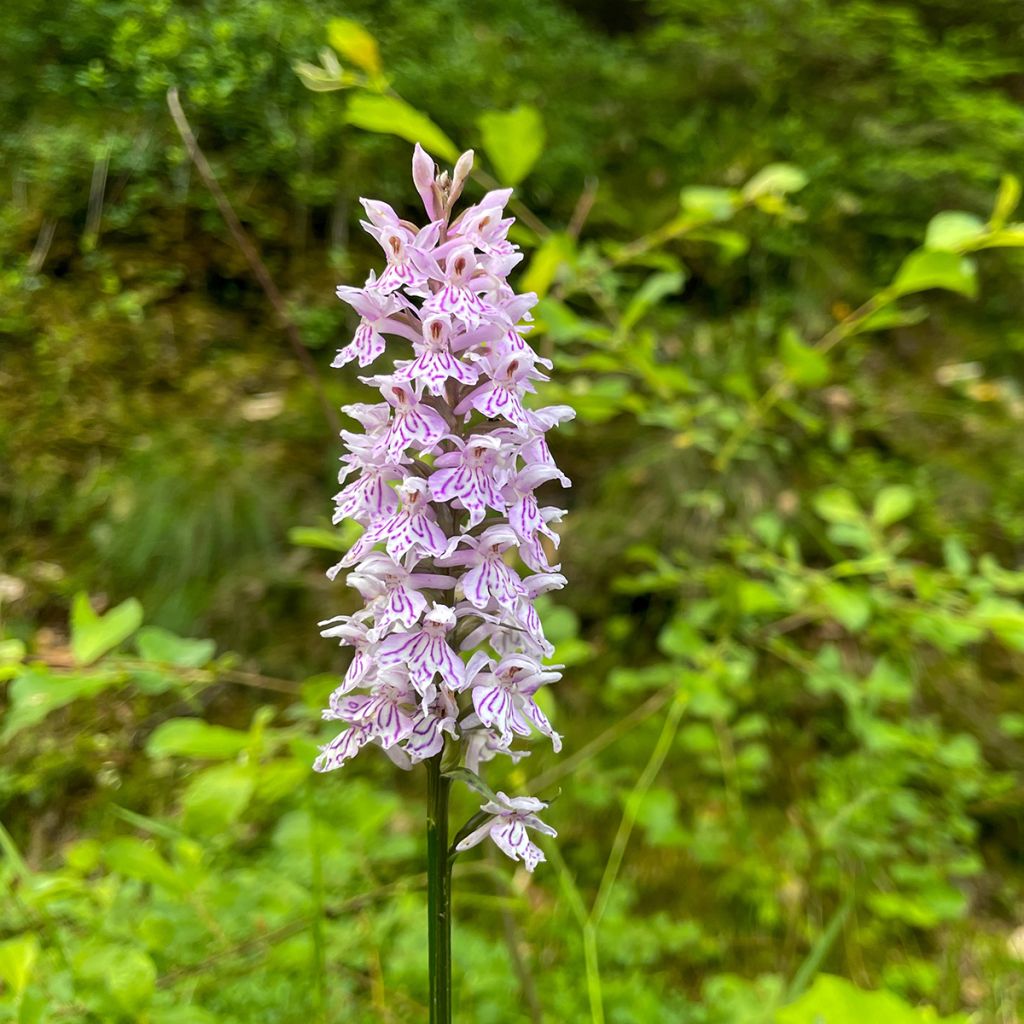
[166,87,340,435]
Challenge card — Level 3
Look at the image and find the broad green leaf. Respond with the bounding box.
[813,487,862,525]
[326,18,381,76]
[742,163,808,199]
[477,105,545,185]
[778,974,965,1023]
[820,583,872,632]
[1,666,120,743]
[70,593,143,665]
[182,763,255,833]
[923,211,985,252]
[891,249,977,299]
[680,186,736,222]
[779,326,829,386]
[0,934,39,996]
[991,173,1021,228]
[75,945,156,1016]
[146,718,249,759]
[521,232,574,297]
[104,837,185,893]
[344,93,458,161]
[136,626,214,668]
[621,271,686,331]
[0,639,26,663]
[872,485,916,527]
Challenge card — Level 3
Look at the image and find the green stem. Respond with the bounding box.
[426,754,452,1023]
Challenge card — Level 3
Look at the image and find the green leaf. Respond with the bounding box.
[182,763,255,833]
[146,718,249,760]
[923,211,985,252]
[855,303,928,333]
[70,593,143,666]
[991,173,1021,228]
[443,766,500,804]
[779,325,829,386]
[105,837,186,893]
[891,249,977,299]
[293,52,359,93]
[136,626,214,668]
[872,485,916,527]
[777,974,965,1024]
[520,232,574,297]
[477,105,545,185]
[344,93,458,161]
[813,487,863,525]
[326,18,381,76]
[742,163,808,199]
[2,666,121,743]
[0,934,40,996]
[620,271,686,331]
[75,945,156,1016]
[679,186,737,222]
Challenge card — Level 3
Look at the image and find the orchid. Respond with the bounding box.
[314,144,571,1022]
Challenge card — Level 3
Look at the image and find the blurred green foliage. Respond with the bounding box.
[3,0,1024,1021]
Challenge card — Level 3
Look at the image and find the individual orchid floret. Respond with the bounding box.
[333,285,418,368]
[327,667,417,749]
[393,315,479,396]
[454,792,557,872]
[377,602,466,696]
[422,245,502,327]
[439,525,527,609]
[466,653,563,751]
[347,552,455,633]
[370,378,450,457]
[342,476,448,566]
[454,352,547,429]
[406,684,460,762]
[429,435,509,527]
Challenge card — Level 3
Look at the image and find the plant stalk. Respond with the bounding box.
[426,754,453,1023]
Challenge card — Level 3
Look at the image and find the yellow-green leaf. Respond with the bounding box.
[326,18,381,76]
[923,211,985,252]
[477,105,545,185]
[70,593,143,665]
[344,93,458,161]
[891,249,977,299]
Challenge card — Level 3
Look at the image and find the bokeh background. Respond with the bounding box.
[3,1,1024,1021]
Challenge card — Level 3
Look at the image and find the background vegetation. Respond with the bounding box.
[3,1,1024,1020]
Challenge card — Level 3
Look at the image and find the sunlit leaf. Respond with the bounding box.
[872,485,915,527]
[0,934,39,997]
[923,211,985,252]
[70,593,143,666]
[742,163,808,199]
[146,718,249,760]
[136,626,214,668]
[477,105,545,185]
[345,93,458,161]
[680,186,737,222]
[778,974,966,1023]
[779,326,829,386]
[891,249,977,299]
[326,18,381,76]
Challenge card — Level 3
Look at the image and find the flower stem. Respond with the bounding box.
[426,754,452,1023]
